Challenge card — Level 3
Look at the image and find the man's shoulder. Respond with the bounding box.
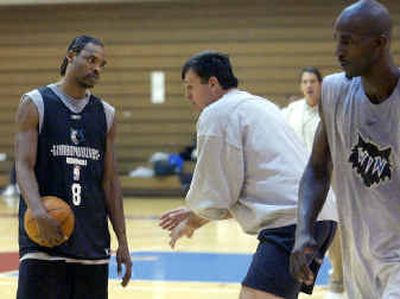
[85,92,115,114]
[281,99,305,121]
[22,87,44,106]
[26,83,55,95]
[201,89,274,121]
[228,89,279,112]
[23,86,41,97]
[233,89,270,104]
[23,83,59,101]
[94,96,115,110]
[99,99,116,123]
[201,89,243,116]
[197,89,249,135]
[285,99,306,110]
[323,72,352,90]
[320,73,358,121]
[198,97,227,128]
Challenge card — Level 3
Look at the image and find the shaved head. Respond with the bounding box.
[333,0,394,78]
[336,0,392,37]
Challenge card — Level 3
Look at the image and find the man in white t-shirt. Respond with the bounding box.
[159,51,337,299]
[283,67,344,297]
[290,1,400,298]
[282,67,321,152]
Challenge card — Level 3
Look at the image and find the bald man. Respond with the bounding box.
[290,1,400,298]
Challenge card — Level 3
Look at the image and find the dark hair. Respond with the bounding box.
[181,51,239,89]
[60,35,104,76]
[299,66,323,83]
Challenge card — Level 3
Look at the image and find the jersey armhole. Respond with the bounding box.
[23,89,44,133]
[101,100,115,133]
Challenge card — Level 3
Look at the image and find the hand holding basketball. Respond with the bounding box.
[24,196,75,248]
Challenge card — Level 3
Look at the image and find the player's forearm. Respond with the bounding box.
[15,123,43,216]
[15,161,45,215]
[297,161,330,234]
[104,177,128,245]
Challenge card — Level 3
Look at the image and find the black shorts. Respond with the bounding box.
[17,259,109,299]
[242,220,336,299]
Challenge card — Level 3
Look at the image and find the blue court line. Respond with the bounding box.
[5,251,331,285]
[109,251,331,285]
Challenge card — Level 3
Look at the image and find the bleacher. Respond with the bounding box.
[0,0,398,195]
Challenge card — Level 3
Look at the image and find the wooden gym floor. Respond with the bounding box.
[0,196,335,299]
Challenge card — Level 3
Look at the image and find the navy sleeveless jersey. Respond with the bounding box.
[18,86,110,260]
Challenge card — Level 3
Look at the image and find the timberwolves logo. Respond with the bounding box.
[70,128,85,145]
[348,133,392,187]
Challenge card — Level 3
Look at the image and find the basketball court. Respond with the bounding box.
[0,196,334,299]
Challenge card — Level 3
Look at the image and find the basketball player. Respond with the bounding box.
[159,51,337,299]
[15,35,132,299]
[282,67,344,297]
[290,1,400,298]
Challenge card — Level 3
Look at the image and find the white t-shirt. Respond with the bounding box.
[322,72,400,299]
[282,99,319,152]
[186,89,336,235]
[282,99,338,221]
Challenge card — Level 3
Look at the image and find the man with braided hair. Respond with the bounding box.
[16,35,132,299]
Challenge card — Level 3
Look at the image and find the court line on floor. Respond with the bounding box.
[121,283,238,293]
[0,212,159,221]
[0,276,239,294]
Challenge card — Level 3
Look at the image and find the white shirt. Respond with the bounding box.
[282,99,319,152]
[282,99,338,221]
[186,89,336,235]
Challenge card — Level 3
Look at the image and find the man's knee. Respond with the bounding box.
[239,286,284,299]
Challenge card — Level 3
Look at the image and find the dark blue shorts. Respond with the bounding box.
[242,221,336,299]
[17,259,109,299]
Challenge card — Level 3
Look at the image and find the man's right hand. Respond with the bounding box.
[289,232,318,286]
[33,210,65,247]
[159,207,192,231]
[168,220,194,249]
[159,207,210,249]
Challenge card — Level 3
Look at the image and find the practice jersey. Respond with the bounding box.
[321,73,400,298]
[18,85,112,261]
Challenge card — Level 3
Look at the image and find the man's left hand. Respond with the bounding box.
[116,243,132,287]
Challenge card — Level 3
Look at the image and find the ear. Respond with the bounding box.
[66,50,77,63]
[208,76,220,88]
[374,34,389,50]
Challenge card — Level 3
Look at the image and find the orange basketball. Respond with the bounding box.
[24,196,75,248]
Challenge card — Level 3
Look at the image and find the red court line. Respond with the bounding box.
[0,252,19,272]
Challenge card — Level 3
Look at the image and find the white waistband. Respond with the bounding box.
[20,252,109,265]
